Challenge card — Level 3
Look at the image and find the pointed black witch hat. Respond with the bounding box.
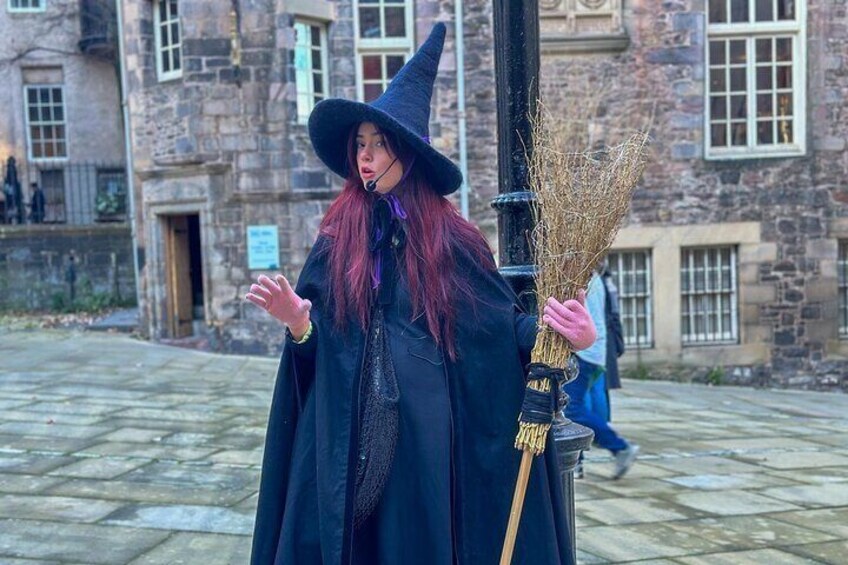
[308,22,462,195]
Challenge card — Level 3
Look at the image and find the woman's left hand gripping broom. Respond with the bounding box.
[499,291,594,565]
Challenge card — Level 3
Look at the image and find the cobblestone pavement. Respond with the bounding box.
[1,330,846,564]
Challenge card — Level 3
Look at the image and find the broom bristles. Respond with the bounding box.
[528,101,649,369]
[514,101,648,454]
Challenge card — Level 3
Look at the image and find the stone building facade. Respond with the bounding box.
[0,0,133,310]
[120,0,848,390]
[120,0,497,353]
[540,0,848,390]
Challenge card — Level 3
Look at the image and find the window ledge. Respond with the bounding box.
[540,33,630,55]
[290,0,333,22]
[705,147,807,161]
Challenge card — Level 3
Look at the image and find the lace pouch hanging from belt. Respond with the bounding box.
[353,304,400,529]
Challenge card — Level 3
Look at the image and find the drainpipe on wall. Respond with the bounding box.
[455,0,470,219]
[115,0,143,315]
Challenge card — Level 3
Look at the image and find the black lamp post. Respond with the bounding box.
[490,2,594,560]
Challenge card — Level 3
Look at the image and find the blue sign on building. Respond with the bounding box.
[247,225,279,270]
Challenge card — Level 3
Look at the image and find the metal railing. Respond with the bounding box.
[1,161,128,226]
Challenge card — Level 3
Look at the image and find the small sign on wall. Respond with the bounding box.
[247,225,280,270]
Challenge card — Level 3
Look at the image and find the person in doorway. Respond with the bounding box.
[245,23,597,565]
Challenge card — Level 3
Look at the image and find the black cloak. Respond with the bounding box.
[250,235,575,565]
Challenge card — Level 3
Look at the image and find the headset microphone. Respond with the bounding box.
[365,158,399,192]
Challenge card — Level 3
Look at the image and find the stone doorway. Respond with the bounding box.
[164,213,204,338]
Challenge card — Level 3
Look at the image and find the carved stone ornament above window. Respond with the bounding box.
[540,0,630,54]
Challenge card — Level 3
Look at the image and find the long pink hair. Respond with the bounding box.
[318,126,495,359]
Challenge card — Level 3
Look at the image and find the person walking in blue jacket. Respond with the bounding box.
[565,272,638,479]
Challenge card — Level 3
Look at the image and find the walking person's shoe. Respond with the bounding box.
[612,444,639,480]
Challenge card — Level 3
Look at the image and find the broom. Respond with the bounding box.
[499,102,649,565]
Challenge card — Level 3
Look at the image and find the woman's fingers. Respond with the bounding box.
[245,274,310,325]
[249,283,273,302]
[545,298,578,322]
[542,313,570,337]
[275,274,297,299]
[257,274,281,295]
[245,293,268,309]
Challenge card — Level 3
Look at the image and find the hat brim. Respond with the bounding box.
[308,99,463,196]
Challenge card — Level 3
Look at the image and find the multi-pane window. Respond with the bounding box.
[8,0,44,12]
[361,54,405,102]
[706,0,805,158]
[608,250,653,348]
[355,0,412,102]
[681,246,739,344]
[25,86,67,160]
[154,0,181,81]
[294,21,327,123]
[358,0,408,39]
[839,242,848,338]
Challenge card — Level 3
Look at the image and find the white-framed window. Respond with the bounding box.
[24,85,67,161]
[8,0,45,12]
[681,246,739,344]
[354,0,413,102]
[154,0,182,81]
[706,0,806,159]
[294,20,328,124]
[608,250,654,348]
[839,242,848,338]
[360,53,406,102]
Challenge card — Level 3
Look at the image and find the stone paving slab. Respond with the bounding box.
[577,522,725,561]
[787,540,848,563]
[768,508,848,537]
[669,489,802,515]
[675,548,821,564]
[0,518,170,564]
[102,504,254,535]
[665,515,838,551]
[3,330,848,564]
[0,493,123,523]
[759,483,848,508]
[662,471,799,491]
[125,533,251,565]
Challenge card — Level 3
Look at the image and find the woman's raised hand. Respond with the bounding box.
[541,289,597,351]
[245,274,312,336]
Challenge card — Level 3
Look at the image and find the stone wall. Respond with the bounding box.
[0,225,135,311]
[121,0,498,355]
[118,0,848,389]
[540,0,848,389]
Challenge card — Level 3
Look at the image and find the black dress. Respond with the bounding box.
[352,234,453,564]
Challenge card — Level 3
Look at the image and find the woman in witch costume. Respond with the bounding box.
[246,23,596,565]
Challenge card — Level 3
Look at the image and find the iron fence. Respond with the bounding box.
[1,161,128,226]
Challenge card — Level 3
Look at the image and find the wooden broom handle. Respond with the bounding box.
[499,450,534,565]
